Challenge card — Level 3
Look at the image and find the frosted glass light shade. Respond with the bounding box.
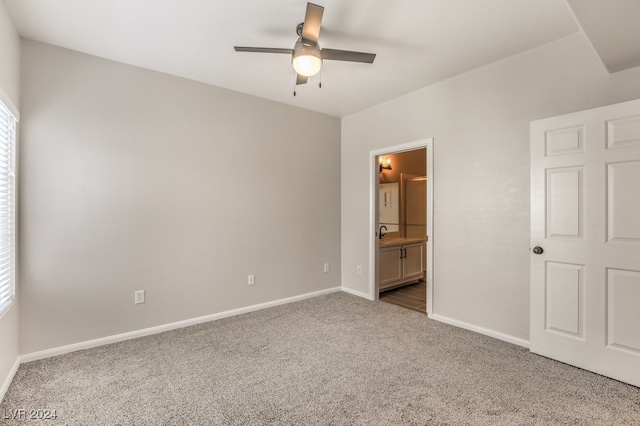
[292,42,323,77]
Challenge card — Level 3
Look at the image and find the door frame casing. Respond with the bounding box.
[368,138,434,314]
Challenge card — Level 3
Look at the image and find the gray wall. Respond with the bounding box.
[19,40,341,354]
[0,0,20,396]
[341,33,640,342]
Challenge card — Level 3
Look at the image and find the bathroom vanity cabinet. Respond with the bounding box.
[378,239,424,291]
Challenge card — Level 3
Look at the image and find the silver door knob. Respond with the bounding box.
[532,246,544,255]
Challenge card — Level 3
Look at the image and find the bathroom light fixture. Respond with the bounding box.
[379,157,392,173]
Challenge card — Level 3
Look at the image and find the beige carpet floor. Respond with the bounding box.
[1,292,639,425]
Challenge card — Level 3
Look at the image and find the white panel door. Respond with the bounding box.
[531,98,640,387]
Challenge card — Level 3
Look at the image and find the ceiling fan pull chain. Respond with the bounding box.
[293,74,297,97]
[319,70,322,89]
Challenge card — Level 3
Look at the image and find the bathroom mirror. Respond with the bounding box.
[379,182,399,232]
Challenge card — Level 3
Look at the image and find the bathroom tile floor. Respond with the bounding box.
[379,281,426,313]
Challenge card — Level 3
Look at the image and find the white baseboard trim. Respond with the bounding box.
[21,286,341,363]
[341,286,374,301]
[429,313,530,348]
[0,358,20,404]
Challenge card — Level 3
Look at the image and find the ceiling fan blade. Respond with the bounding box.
[321,48,376,63]
[234,47,293,55]
[301,3,324,44]
[296,74,308,85]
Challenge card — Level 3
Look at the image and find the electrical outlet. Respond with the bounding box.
[134,290,145,304]
[248,274,255,285]
[323,263,330,273]
[357,265,362,274]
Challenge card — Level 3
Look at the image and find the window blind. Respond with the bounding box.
[0,100,16,317]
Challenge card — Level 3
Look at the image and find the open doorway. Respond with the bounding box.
[369,139,433,315]
[379,172,427,312]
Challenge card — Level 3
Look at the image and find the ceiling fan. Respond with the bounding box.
[234,2,376,92]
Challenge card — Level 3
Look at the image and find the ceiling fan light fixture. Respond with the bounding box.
[234,3,375,90]
[292,41,323,77]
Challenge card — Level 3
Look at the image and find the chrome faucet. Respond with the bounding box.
[379,225,387,240]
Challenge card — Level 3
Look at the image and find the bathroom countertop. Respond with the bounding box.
[379,237,424,247]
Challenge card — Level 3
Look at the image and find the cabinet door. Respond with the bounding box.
[402,243,424,281]
[379,246,403,289]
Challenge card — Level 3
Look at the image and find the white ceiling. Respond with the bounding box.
[566,0,640,73]
[4,0,582,117]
